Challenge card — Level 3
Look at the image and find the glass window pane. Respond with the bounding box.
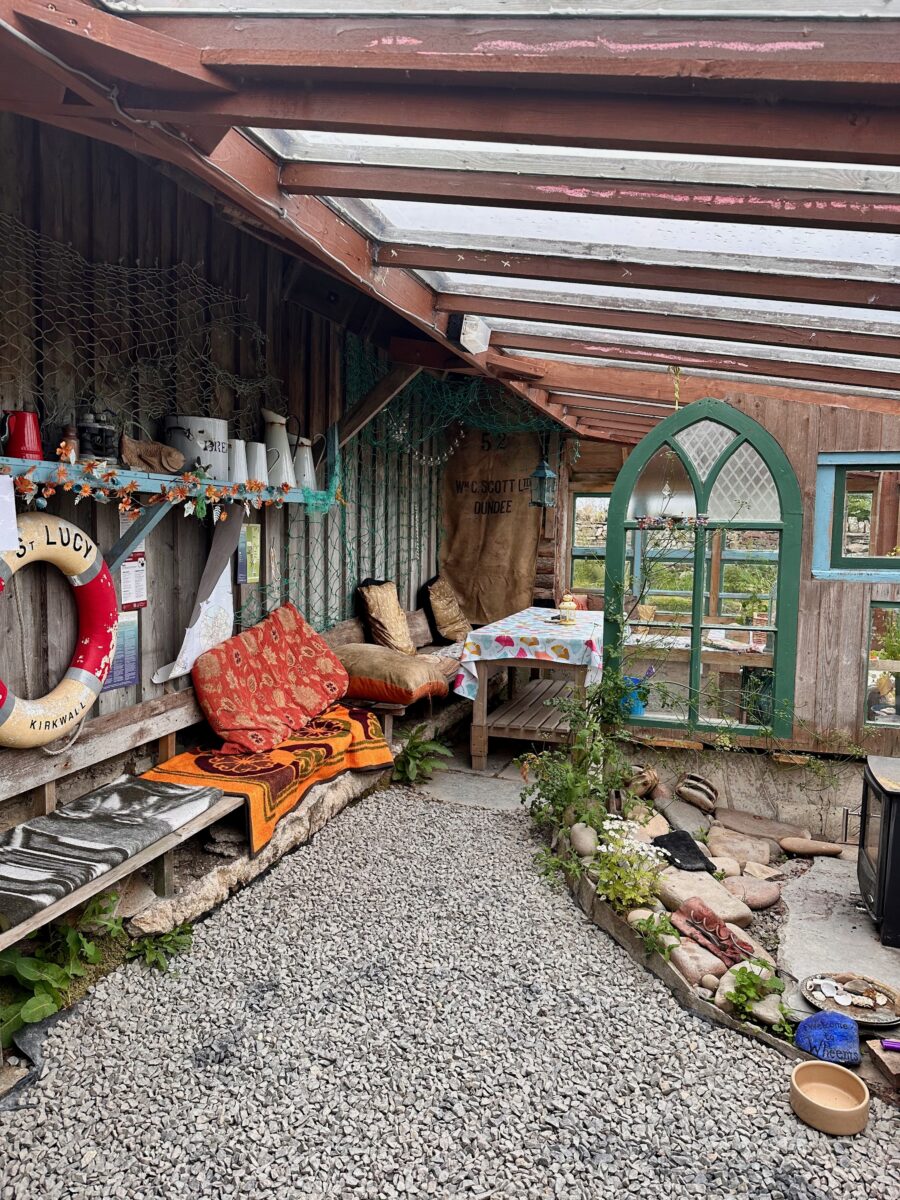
[627,447,696,521]
[573,495,609,550]
[867,605,900,727]
[626,527,694,628]
[707,443,781,523]
[674,420,737,483]
[715,530,780,626]
[622,630,693,724]
[841,470,900,559]
[699,646,775,728]
[573,558,606,590]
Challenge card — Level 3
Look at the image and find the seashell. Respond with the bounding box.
[875,993,889,1006]
[818,979,839,998]
[849,995,875,1009]
[844,979,870,996]
[833,993,853,1007]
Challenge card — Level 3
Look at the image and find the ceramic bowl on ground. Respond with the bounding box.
[790,1062,870,1136]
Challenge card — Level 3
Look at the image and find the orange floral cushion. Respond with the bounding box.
[192,603,349,753]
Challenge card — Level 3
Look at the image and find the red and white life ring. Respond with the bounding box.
[0,513,118,748]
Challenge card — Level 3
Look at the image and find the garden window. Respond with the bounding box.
[603,400,801,738]
[866,603,900,728]
[813,454,900,582]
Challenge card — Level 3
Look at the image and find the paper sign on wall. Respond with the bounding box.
[102,611,140,692]
[117,511,147,610]
[237,525,261,585]
[0,476,17,553]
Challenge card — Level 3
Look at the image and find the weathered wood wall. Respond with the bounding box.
[555,402,900,752]
[0,115,442,761]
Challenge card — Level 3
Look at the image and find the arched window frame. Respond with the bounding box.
[603,398,802,739]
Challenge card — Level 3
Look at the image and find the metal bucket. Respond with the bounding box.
[164,416,230,479]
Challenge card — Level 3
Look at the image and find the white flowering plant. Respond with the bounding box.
[588,815,670,913]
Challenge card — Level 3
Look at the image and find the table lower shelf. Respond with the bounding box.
[485,678,574,744]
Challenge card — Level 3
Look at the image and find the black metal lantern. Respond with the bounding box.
[530,455,558,509]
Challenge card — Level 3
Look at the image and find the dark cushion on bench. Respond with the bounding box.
[0,778,222,933]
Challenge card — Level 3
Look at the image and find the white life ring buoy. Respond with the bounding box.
[0,513,119,749]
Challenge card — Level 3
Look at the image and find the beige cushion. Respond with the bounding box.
[427,577,472,643]
[358,581,416,655]
[337,644,449,705]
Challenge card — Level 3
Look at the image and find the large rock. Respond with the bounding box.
[670,940,728,986]
[632,813,671,843]
[724,922,775,965]
[707,828,770,868]
[779,836,843,857]
[743,861,783,881]
[570,822,599,857]
[653,795,711,837]
[722,876,781,910]
[709,856,740,878]
[715,808,811,858]
[658,867,753,927]
[750,993,786,1027]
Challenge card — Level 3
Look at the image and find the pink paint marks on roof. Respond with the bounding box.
[582,344,752,370]
[471,37,824,56]
[366,35,423,47]
[532,184,900,218]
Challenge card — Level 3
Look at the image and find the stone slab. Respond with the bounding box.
[714,807,811,846]
[653,796,711,837]
[658,867,753,927]
[778,856,900,994]
[670,940,728,986]
[419,771,524,812]
[722,876,781,910]
[707,829,770,868]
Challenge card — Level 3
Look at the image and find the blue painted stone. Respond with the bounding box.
[795,1012,860,1066]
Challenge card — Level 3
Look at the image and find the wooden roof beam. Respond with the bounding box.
[436,294,900,359]
[377,245,900,310]
[489,332,900,391]
[115,84,900,165]
[12,0,234,93]
[279,162,900,234]
[126,14,900,95]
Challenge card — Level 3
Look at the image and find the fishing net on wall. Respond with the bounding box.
[0,212,284,438]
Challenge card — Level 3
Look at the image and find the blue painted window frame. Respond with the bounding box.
[813,452,900,582]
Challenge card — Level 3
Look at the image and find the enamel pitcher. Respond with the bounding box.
[261,408,297,489]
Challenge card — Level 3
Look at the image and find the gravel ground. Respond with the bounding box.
[0,786,897,1200]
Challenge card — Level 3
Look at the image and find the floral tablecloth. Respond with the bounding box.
[454,607,604,700]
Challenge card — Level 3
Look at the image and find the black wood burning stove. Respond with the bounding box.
[858,756,900,948]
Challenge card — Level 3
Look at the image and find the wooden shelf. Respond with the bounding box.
[0,455,333,508]
[486,678,573,744]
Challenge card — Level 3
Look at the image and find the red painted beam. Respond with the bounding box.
[132,15,900,92]
[489,331,900,391]
[13,0,233,93]
[377,245,900,310]
[116,84,900,165]
[279,161,900,234]
[435,294,900,359]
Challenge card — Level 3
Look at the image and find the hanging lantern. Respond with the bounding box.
[530,456,558,509]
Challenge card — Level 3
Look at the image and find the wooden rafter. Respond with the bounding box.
[489,333,900,391]
[279,163,900,234]
[112,85,900,165]
[124,14,900,96]
[377,245,900,310]
[435,294,900,359]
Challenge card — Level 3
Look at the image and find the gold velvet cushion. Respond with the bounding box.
[358,581,416,655]
[427,577,472,643]
[337,644,449,706]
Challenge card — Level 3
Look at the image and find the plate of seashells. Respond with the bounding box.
[800,972,900,1026]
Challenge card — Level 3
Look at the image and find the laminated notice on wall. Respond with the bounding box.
[102,611,140,692]
[0,475,17,553]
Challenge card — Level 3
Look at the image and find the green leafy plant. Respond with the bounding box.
[36,892,124,980]
[589,816,670,913]
[0,949,68,1047]
[125,924,193,973]
[534,847,584,887]
[771,1006,796,1042]
[632,912,680,961]
[392,724,452,784]
[725,958,785,1023]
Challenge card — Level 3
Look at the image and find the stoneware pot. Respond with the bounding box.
[789,1061,869,1136]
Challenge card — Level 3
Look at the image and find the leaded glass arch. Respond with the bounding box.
[603,399,802,739]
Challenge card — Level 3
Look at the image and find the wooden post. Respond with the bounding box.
[157,731,177,763]
[152,851,175,899]
[471,659,489,771]
[33,780,57,817]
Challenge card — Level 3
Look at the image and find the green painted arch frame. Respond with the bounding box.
[603,398,803,739]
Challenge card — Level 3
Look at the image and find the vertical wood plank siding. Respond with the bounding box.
[0,115,442,742]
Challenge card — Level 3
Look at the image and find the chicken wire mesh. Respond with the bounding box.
[0,212,284,439]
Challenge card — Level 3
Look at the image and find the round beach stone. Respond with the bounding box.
[721,876,781,910]
[700,972,722,991]
[779,836,843,857]
[669,939,728,986]
[569,822,599,857]
[707,829,770,868]
[709,856,740,878]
